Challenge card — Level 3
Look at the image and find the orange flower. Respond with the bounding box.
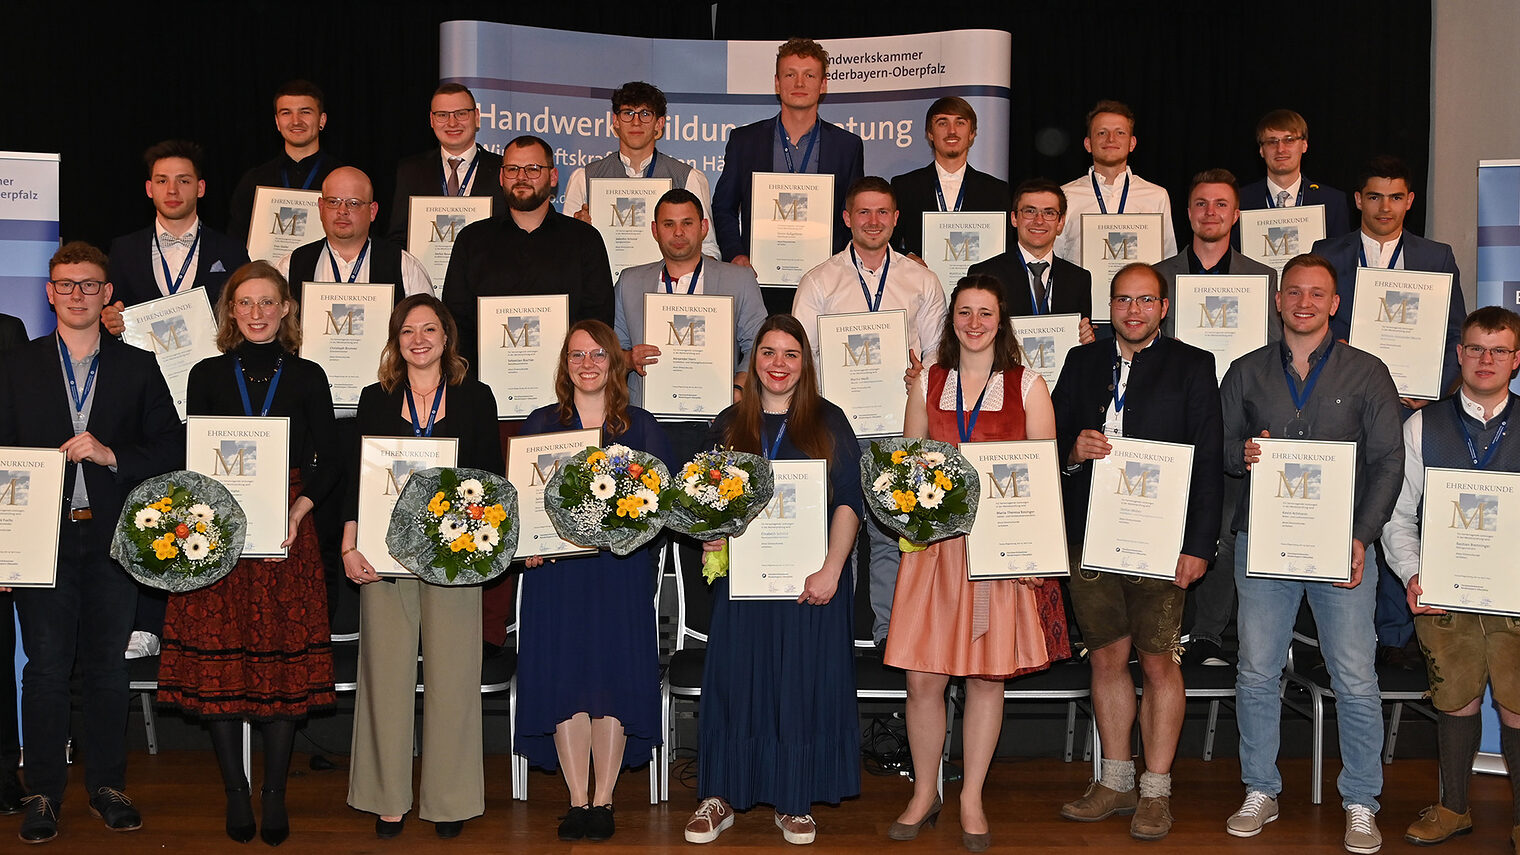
[627,462,645,478]
[467,504,485,520]
[174,523,191,539]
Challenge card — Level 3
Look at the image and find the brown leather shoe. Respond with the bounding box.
[1403,804,1472,845]
[1130,795,1173,840]
[1060,780,1138,822]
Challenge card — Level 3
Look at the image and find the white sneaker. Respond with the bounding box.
[124,631,160,660]
[1226,791,1279,837]
[1344,804,1382,854]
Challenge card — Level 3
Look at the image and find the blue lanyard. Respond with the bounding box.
[234,355,284,417]
[440,155,480,196]
[779,119,818,174]
[1111,356,1129,414]
[955,374,990,443]
[153,225,201,295]
[850,245,890,312]
[1091,171,1130,215]
[933,173,965,212]
[1357,235,1405,269]
[1265,185,1305,208]
[327,239,370,284]
[662,257,703,294]
[639,151,658,178]
[763,414,789,460]
[1456,396,1510,469]
[280,153,323,190]
[1284,339,1334,416]
[57,337,100,414]
[406,383,444,437]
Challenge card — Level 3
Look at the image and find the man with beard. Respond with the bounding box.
[888,97,1011,260]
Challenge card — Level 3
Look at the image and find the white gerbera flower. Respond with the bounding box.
[473,525,498,553]
[456,478,484,502]
[438,517,467,539]
[591,474,617,500]
[684,479,703,498]
[134,507,162,530]
[725,465,750,484]
[183,533,211,561]
[636,488,660,508]
[872,471,894,493]
[917,483,945,509]
[187,503,215,523]
[922,451,946,467]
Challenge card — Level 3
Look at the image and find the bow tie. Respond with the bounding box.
[159,232,196,249]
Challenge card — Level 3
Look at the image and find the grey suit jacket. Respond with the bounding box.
[1155,248,1281,347]
[613,256,768,411]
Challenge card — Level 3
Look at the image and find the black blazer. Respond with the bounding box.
[1050,336,1223,561]
[889,163,1012,257]
[386,145,505,247]
[0,333,184,553]
[0,314,25,351]
[107,225,249,310]
[967,250,1093,319]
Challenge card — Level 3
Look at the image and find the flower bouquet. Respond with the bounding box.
[660,448,775,582]
[387,467,518,585]
[544,444,671,556]
[110,471,247,592]
[860,438,980,551]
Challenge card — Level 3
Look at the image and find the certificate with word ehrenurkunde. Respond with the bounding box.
[298,283,394,409]
[1172,275,1271,385]
[642,292,734,420]
[247,186,322,263]
[588,177,673,277]
[186,416,291,559]
[1245,438,1357,583]
[816,310,909,438]
[729,459,828,600]
[961,440,1069,580]
[119,288,221,422]
[1079,212,1165,322]
[748,172,833,287]
[477,294,569,419]
[507,428,601,561]
[922,211,1006,301]
[1239,205,1326,276]
[0,446,66,588]
[407,195,493,285]
[357,436,459,578]
[1009,313,1081,389]
[1348,268,1455,400]
[1417,467,1520,616]
[1082,436,1194,580]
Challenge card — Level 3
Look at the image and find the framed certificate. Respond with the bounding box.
[507,428,600,560]
[748,172,834,286]
[1417,467,1520,616]
[1079,213,1165,321]
[118,288,221,422]
[0,447,66,588]
[1172,275,1272,384]
[357,435,459,577]
[1348,268,1455,400]
[246,186,322,262]
[961,440,1069,580]
[588,177,673,276]
[407,195,493,285]
[1081,436,1195,579]
[922,211,1006,300]
[1239,205,1327,276]
[729,459,828,599]
[186,416,292,559]
[1245,438,1357,582]
[642,292,735,419]
[1009,313,1081,388]
[477,294,569,419]
[816,310,909,438]
[298,283,394,408]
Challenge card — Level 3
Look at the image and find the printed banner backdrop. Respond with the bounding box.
[439,23,1012,210]
[0,151,60,337]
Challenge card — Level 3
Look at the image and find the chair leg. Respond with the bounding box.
[1384,702,1404,764]
[510,680,525,801]
[1063,701,1077,763]
[1090,717,1102,781]
[1310,692,1324,806]
[1204,699,1219,762]
[138,692,159,755]
[242,721,252,784]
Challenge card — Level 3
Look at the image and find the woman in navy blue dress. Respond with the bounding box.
[683,314,863,846]
[516,319,671,842]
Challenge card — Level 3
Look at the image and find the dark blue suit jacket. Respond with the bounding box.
[107,225,249,310]
[1235,177,1353,249]
[889,163,1012,257]
[1313,229,1466,401]
[711,116,864,261]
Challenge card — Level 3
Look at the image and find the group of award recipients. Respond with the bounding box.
[2,35,1517,855]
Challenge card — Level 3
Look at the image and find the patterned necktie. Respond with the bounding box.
[447,157,464,196]
[1276,189,1291,208]
[1027,261,1050,310]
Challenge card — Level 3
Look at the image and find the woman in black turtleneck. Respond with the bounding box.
[158,261,339,846]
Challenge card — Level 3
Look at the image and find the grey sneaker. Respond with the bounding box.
[1345,805,1381,854]
[1226,791,1279,837]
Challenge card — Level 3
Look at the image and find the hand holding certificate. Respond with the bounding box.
[356,436,460,577]
[1081,436,1194,580]
[1417,467,1520,616]
[506,428,600,560]
[729,459,828,599]
[1245,438,1357,582]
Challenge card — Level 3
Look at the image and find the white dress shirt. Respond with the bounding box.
[151,215,203,296]
[274,242,436,297]
[439,146,482,196]
[1055,166,1178,263]
[934,161,966,211]
[1360,231,1407,270]
[792,246,947,363]
[1266,175,1304,208]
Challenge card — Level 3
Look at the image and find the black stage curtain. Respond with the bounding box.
[3,2,1429,251]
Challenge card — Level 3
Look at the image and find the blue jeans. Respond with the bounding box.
[1233,531,1383,810]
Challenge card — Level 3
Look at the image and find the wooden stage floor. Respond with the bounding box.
[7,751,1515,853]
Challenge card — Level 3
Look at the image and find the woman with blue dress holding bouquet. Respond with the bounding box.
[516,319,671,842]
[683,314,863,847]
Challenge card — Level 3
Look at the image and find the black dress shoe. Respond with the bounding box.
[375,816,406,839]
[435,819,464,839]
[558,805,590,841]
[0,769,26,815]
[225,787,256,843]
[585,804,615,841]
[260,787,288,846]
[18,794,59,844]
[88,786,142,831]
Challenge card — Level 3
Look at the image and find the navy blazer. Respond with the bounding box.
[386,145,505,246]
[1050,336,1223,561]
[107,225,249,310]
[0,333,184,554]
[889,163,1012,257]
[1235,177,1353,248]
[711,116,864,262]
[967,250,1093,320]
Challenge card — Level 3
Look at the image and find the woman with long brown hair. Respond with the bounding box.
[683,314,863,847]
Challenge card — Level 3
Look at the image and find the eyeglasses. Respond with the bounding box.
[568,349,609,364]
[615,108,656,124]
[1111,295,1163,308]
[234,298,281,315]
[1461,344,1517,360]
[320,197,367,210]
[1260,135,1305,148]
[1017,206,1061,221]
[501,164,548,179]
[430,108,476,123]
[49,279,106,295]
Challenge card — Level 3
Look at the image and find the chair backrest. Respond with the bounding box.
[673,538,714,648]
